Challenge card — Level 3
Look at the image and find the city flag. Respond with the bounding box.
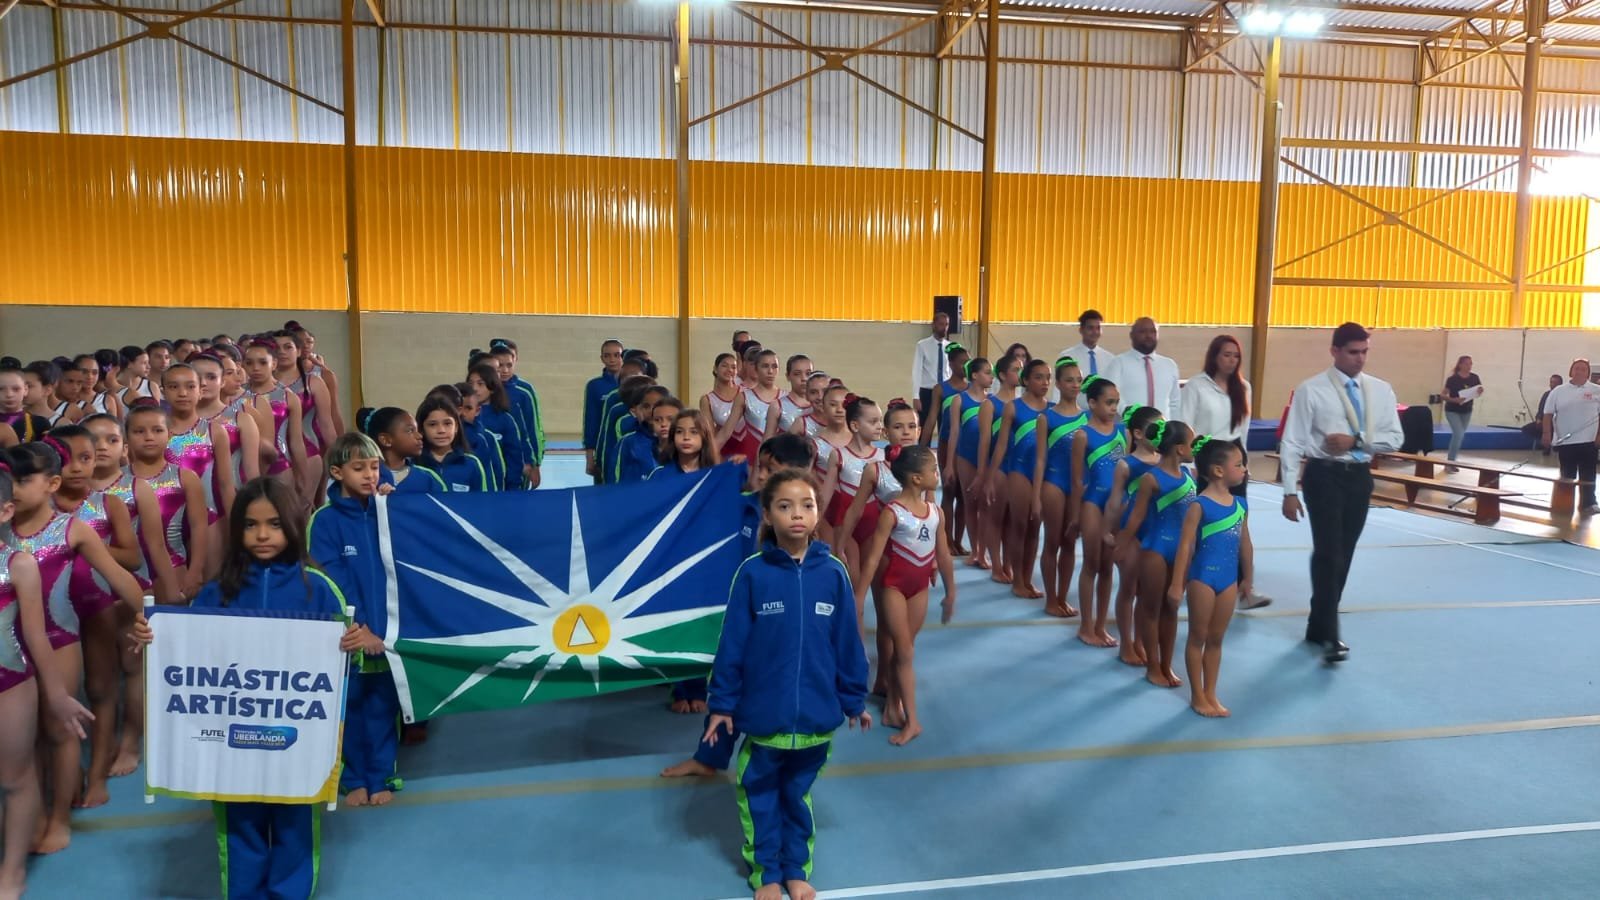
[375,464,746,722]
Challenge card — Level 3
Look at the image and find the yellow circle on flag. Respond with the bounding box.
[554,604,611,656]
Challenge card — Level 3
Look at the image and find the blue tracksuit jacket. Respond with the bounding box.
[415,449,489,492]
[583,370,619,452]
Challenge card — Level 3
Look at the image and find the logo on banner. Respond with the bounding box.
[228,724,299,751]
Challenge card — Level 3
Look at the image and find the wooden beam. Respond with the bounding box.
[363,0,384,28]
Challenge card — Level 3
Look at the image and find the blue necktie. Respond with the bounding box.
[1346,378,1369,462]
[1089,352,1098,375]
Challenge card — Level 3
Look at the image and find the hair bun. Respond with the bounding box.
[885,444,903,463]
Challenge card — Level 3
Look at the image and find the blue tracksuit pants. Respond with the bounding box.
[735,739,832,889]
[340,669,400,796]
[692,712,739,770]
[213,802,319,899]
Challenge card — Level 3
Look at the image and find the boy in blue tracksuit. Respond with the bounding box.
[704,468,870,900]
[583,340,624,482]
[616,389,675,484]
[489,339,545,489]
[307,433,403,807]
[178,476,369,900]
[661,434,818,776]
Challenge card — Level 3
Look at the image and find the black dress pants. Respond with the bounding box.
[1300,459,1372,645]
[1555,442,1597,507]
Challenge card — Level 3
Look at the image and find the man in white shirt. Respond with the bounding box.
[1540,358,1600,513]
[1055,309,1116,407]
[1106,317,1181,417]
[911,311,951,429]
[1280,322,1404,664]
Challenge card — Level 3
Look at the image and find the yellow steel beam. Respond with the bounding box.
[1248,35,1280,418]
[363,0,383,28]
[341,0,365,410]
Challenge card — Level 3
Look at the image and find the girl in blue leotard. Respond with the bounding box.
[991,359,1051,600]
[1032,357,1085,619]
[1070,377,1125,648]
[1120,419,1196,689]
[926,343,970,555]
[1107,405,1163,665]
[1171,436,1253,718]
[944,358,994,570]
[975,356,1021,583]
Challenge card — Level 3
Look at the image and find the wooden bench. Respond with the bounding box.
[1376,451,1576,516]
[1261,452,1519,525]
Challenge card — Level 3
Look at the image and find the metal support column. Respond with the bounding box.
[340,0,365,409]
[1510,1,1547,329]
[674,2,693,402]
[976,0,998,359]
[1248,36,1282,418]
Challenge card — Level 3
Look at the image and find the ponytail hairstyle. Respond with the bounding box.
[1146,419,1194,457]
[1083,375,1117,403]
[757,468,820,547]
[1124,404,1162,441]
[469,361,511,413]
[843,393,877,426]
[217,477,315,606]
[119,345,146,369]
[1192,435,1239,490]
[93,348,120,382]
[46,424,91,470]
[887,443,936,486]
[357,407,405,442]
[964,356,991,381]
[416,396,468,453]
[271,329,312,398]
[7,441,63,480]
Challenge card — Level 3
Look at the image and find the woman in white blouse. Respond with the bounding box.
[1178,335,1271,609]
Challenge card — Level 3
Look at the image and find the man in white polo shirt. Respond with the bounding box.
[1541,358,1600,514]
[1106,317,1180,417]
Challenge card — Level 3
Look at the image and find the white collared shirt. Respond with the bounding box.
[1107,350,1181,417]
[1279,367,1404,496]
[1050,343,1117,407]
[912,335,950,393]
[1177,372,1252,444]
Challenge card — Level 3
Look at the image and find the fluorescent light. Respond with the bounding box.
[1241,9,1283,34]
[1284,11,1325,36]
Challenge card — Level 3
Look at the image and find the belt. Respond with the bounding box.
[1306,457,1369,470]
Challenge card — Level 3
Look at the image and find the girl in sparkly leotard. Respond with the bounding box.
[2,441,145,856]
[1107,406,1164,665]
[1071,377,1126,651]
[207,347,264,495]
[162,364,235,587]
[241,340,307,509]
[125,405,208,604]
[1119,420,1197,691]
[47,425,143,809]
[274,330,337,509]
[0,459,95,892]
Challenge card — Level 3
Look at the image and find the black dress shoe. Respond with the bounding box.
[1322,641,1349,663]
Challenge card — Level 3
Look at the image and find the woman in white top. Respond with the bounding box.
[1178,335,1270,609]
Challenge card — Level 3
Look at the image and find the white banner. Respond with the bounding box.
[145,607,348,805]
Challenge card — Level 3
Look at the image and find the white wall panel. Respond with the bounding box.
[0,6,62,133]
[1182,71,1259,181]
[563,37,612,157]
[709,44,761,162]
[509,34,561,155]
[61,10,126,136]
[397,30,452,148]
[458,32,508,152]
[234,21,293,143]
[761,46,810,166]
[611,39,667,160]
[291,24,342,143]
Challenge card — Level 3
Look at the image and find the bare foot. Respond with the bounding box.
[952,543,969,556]
[888,720,923,746]
[1164,668,1184,688]
[785,879,818,900]
[344,787,369,807]
[1146,670,1174,689]
[1190,697,1217,717]
[109,743,141,778]
[1094,629,1118,648]
[669,698,693,714]
[367,790,393,807]
[0,869,24,900]
[1043,603,1079,618]
[30,822,70,856]
[990,569,1013,585]
[660,759,717,778]
[689,700,707,714]
[1208,696,1231,717]
[882,705,907,730]
[967,556,990,570]
[1077,628,1099,646]
[871,682,889,697]
[1011,584,1043,599]
[755,883,783,900]
[1118,647,1147,667]
[76,779,110,809]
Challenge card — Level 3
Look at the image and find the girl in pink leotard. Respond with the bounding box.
[161,363,234,526]
[0,458,96,892]
[2,441,145,856]
[125,405,208,605]
[273,330,336,508]
[240,340,306,508]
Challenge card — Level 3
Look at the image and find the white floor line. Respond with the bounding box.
[1365,517,1600,577]
[710,821,1600,899]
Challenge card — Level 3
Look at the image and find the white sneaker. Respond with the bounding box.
[1239,591,1272,610]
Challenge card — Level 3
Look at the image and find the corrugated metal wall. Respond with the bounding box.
[4,0,1599,326]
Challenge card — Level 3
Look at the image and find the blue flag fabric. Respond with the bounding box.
[375,464,746,722]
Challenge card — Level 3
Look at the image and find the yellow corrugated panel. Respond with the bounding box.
[355,148,675,315]
[0,132,344,309]
[689,161,979,321]
[991,175,1256,325]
